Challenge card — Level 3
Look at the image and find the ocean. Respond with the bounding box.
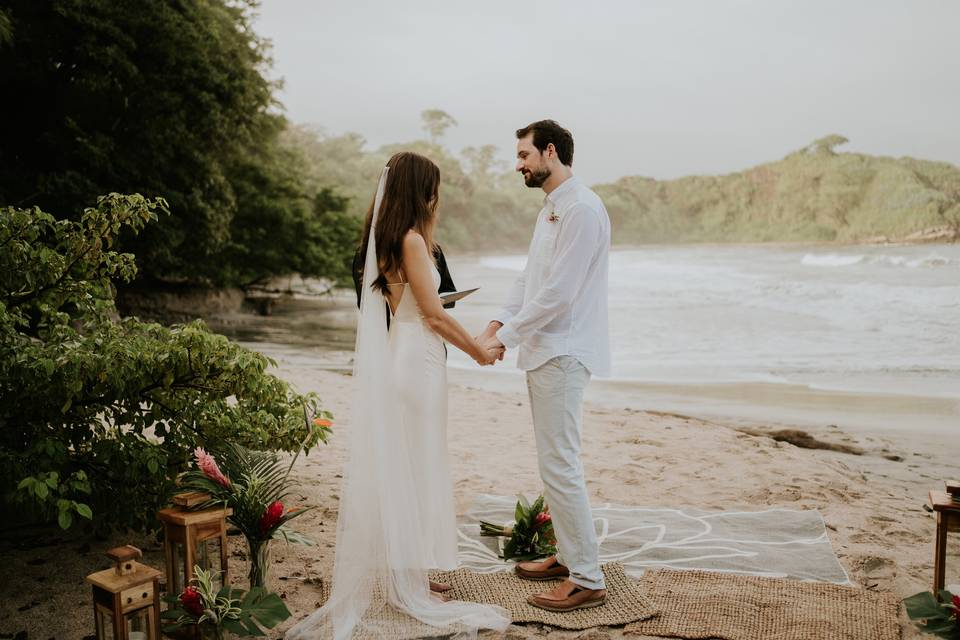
[213,243,960,441]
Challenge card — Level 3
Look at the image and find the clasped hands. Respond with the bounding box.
[474,321,506,366]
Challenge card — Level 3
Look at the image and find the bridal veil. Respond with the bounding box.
[285,166,510,639]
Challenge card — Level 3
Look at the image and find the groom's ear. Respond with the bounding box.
[545,143,557,160]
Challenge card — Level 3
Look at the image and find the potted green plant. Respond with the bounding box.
[904,589,960,638]
[162,565,290,639]
[178,412,330,588]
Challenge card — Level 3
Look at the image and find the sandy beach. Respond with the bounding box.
[5,0,959,637]
[3,357,955,639]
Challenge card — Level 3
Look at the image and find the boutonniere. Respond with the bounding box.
[546,208,560,223]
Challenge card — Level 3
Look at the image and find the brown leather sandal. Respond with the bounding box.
[514,557,571,581]
[527,585,607,612]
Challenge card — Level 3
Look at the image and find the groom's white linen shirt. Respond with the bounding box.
[494,175,611,377]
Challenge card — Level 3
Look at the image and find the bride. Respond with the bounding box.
[286,152,511,639]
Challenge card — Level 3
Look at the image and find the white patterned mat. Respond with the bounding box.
[458,495,850,584]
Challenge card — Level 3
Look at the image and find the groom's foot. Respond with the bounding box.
[527,579,607,612]
[515,555,570,581]
[429,580,452,593]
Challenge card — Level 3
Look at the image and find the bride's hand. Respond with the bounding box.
[474,349,496,366]
[485,346,505,365]
[473,340,502,366]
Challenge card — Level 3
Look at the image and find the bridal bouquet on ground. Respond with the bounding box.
[904,589,960,638]
[479,493,557,561]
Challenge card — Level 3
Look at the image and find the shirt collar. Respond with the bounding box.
[544,175,579,207]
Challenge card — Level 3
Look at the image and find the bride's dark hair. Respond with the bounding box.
[359,151,441,295]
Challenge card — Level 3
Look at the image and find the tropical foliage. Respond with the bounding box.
[162,565,291,638]
[904,589,960,638]
[0,195,328,532]
[0,0,359,287]
[595,135,960,244]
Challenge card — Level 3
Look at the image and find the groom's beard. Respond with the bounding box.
[523,167,551,188]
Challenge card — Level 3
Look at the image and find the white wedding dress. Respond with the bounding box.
[387,265,459,568]
[285,168,510,639]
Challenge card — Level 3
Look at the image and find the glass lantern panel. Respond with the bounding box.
[95,604,116,640]
[126,607,154,640]
[946,522,960,595]
[170,540,187,595]
[196,537,224,589]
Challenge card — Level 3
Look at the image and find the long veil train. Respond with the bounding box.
[285,167,510,639]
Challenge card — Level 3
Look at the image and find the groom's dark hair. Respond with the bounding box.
[516,120,574,167]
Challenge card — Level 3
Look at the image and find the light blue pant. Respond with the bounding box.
[526,355,605,590]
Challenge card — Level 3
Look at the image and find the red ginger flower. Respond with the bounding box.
[952,594,960,618]
[259,500,285,536]
[180,585,204,617]
[534,512,552,528]
[194,447,230,489]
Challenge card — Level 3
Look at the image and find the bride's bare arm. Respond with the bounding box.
[401,231,499,365]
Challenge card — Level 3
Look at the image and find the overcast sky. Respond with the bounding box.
[252,0,959,185]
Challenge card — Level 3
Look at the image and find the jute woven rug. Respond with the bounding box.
[625,568,900,640]
[434,562,658,630]
[314,563,657,637]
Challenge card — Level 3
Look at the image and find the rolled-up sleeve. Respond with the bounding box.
[496,205,601,349]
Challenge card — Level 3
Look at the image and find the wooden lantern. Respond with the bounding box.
[86,545,161,640]
[929,488,960,598]
[157,499,232,597]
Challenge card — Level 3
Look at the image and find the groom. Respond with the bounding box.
[479,120,611,612]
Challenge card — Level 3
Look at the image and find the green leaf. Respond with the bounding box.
[904,591,946,620]
[921,619,958,637]
[147,457,159,474]
[220,617,248,633]
[244,590,291,628]
[936,589,956,603]
[75,503,93,519]
[531,495,545,513]
[161,593,183,607]
[275,525,314,546]
[517,493,531,512]
[35,483,49,500]
[58,510,73,530]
